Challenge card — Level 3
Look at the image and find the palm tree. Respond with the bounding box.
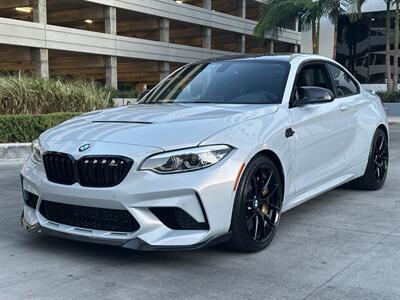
[393,0,399,92]
[254,0,349,55]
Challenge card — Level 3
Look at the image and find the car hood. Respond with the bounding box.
[41,103,278,150]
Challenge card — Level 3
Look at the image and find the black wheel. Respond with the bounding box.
[226,155,283,253]
[347,128,389,190]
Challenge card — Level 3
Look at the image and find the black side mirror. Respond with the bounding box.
[137,90,150,100]
[295,86,335,106]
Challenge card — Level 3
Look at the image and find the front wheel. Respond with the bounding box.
[226,155,283,253]
[347,128,389,190]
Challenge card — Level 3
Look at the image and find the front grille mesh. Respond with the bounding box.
[42,152,133,187]
[39,200,140,232]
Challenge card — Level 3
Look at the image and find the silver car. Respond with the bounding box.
[21,54,388,252]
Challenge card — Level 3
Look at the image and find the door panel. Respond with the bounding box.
[290,102,351,193]
[289,62,355,194]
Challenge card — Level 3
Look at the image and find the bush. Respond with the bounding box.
[0,75,112,114]
[0,113,80,143]
[376,91,400,103]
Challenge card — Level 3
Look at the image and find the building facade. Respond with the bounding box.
[0,0,301,91]
[301,0,399,91]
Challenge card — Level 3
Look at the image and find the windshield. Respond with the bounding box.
[140,60,290,104]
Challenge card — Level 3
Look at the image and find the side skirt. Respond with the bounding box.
[282,161,367,212]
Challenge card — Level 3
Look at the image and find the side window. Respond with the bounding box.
[327,64,359,97]
[293,63,334,101]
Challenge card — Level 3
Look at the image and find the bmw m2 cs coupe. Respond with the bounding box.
[21,54,389,252]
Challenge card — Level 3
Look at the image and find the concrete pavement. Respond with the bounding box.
[1,126,399,300]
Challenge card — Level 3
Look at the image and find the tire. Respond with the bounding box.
[346,128,389,191]
[225,155,283,253]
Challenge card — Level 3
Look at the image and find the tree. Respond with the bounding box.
[393,0,399,92]
[254,0,349,55]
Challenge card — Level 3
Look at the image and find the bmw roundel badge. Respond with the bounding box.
[78,143,91,152]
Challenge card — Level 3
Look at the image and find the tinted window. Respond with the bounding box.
[141,61,290,104]
[296,64,333,90]
[293,64,334,101]
[328,64,359,97]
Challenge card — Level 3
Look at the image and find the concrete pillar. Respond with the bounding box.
[32,0,46,24]
[105,6,117,88]
[106,56,117,88]
[239,0,246,19]
[159,61,170,81]
[203,0,211,10]
[202,27,211,49]
[202,0,211,50]
[32,0,48,78]
[33,48,49,78]
[159,18,169,42]
[104,6,117,35]
[269,40,274,54]
[159,18,170,82]
[239,34,245,53]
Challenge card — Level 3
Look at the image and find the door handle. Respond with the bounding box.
[339,104,349,112]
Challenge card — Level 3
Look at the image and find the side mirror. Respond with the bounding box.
[137,90,150,100]
[294,86,335,106]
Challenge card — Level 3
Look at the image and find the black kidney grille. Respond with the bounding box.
[42,153,133,187]
[43,153,75,185]
[77,156,132,187]
[40,200,140,232]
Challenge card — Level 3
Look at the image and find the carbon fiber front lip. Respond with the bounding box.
[33,223,231,251]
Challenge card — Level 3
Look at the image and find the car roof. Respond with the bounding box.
[192,53,331,64]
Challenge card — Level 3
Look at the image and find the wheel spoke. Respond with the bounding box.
[376,165,381,179]
[251,175,259,195]
[254,213,259,239]
[261,170,273,195]
[260,183,279,202]
[374,159,383,168]
[378,136,384,152]
[246,211,256,229]
[266,203,281,212]
[257,209,274,228]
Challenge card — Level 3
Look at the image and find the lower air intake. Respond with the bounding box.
[40,200,140,232]
[150,207,209,230]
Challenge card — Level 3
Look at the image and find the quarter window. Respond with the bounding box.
[327,64,359,97]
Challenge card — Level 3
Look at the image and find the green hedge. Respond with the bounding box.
[0,113,80,143]
[376,91,400,103]
[0,75,112,114]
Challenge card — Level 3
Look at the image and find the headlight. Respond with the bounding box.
[140,145,232,174]
[31,139,43,163]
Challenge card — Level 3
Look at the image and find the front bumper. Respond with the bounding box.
[20,141,244,249]
[21,211,231,250]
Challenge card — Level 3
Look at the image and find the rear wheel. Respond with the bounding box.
[226,155,283,253]
[347,128,389,190]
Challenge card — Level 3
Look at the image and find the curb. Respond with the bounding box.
[0,143,31,163]
[388,116,400,125]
